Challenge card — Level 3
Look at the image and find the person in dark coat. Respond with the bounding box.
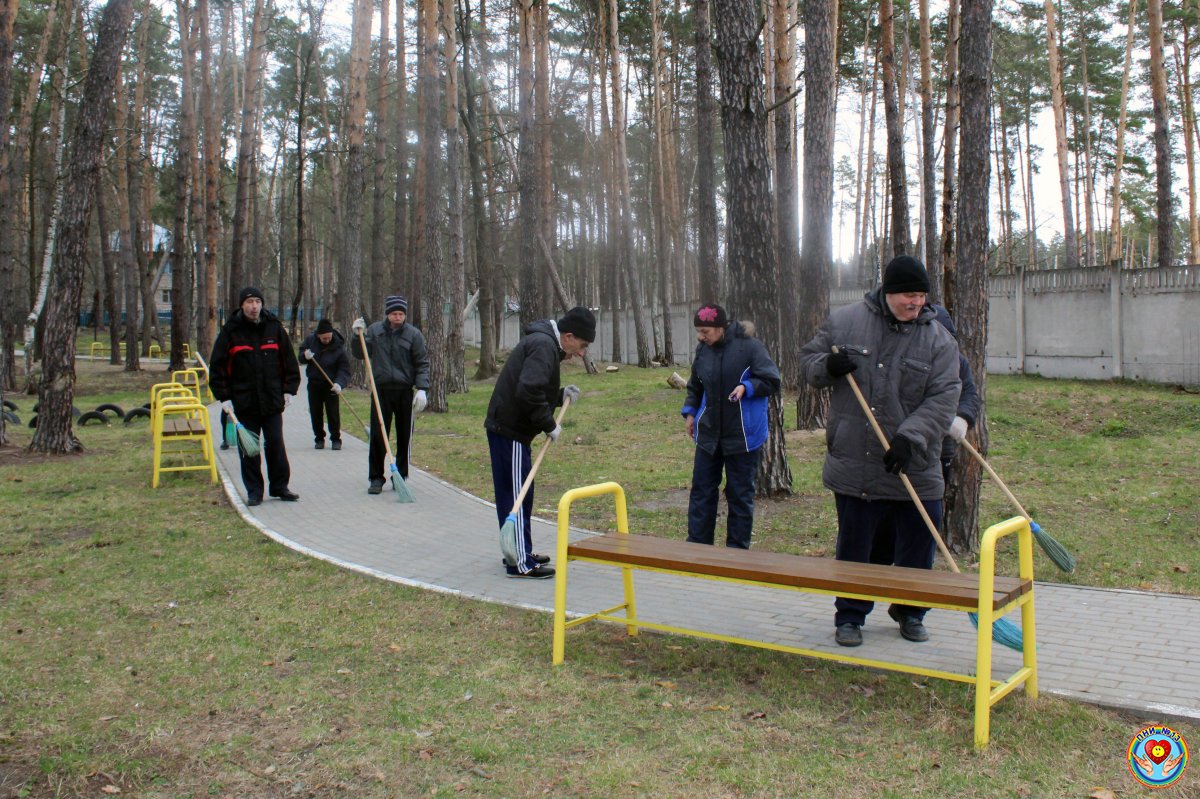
[210,286,302,506]
[681,304,781,549]
[799,256,960,647]
[298,318,352,450]
[484,306,593,578]
[352,295,430,494]
[929,304,982,480]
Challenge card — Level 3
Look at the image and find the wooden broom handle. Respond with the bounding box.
[833,346,961,574]
[508,398,572,514]
[309,355,370,433]
[960,438,1032,521]
[357,327,397,463]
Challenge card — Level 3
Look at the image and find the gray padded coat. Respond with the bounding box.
[799,289,960,501]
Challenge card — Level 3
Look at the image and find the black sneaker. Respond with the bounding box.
[271,490,300,502]
[532,553,551,565]
[367,479,384,495]
[314,440,325,449]
[220,442,230,450]
[507,565,556,579]
[888,605,929,642]
[835,623,863,647]
[331,440,342,451]
[246,496,262,507]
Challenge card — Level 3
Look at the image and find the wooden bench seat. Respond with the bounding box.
[552,482,1038,750]
[161,417,207,436]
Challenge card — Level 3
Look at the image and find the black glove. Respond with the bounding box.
[826,350,857,377]
[883,436,914,475]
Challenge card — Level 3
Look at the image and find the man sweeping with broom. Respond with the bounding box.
[210,286,302,507]
[485,306,594,579]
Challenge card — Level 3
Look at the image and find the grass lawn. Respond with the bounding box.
[1,357,1198,798]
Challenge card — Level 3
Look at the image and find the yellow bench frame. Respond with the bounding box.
[551,482,1039,749]
[149,381,216,488]
[88,342,110,357]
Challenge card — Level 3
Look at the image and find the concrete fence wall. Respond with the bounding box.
[463,264,1200,386]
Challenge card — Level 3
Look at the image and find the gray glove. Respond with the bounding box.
[303,348,315,360]
[548,424,562,442]
[220,400,234,415]
[352,317,366,333]
[284,393,293,408]
[949,416,969,442]
[413,389,428,412]
[331,383,342,395]
[563,384,581,404]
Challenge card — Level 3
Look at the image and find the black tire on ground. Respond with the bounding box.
[141,402,151,410]
[123,407,151,425]
[28,415,37,428]
[77,410,110,426]
[1,410,18,425]
[95,403,125,418]
[2,399,16,412]
[32,403,81,417]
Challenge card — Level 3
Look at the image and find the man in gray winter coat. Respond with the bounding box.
[800,255,960,648]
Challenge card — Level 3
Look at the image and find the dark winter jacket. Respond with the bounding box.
[484,319,567,445]
[298,330,352,391]
[681,321,781,456]
[351,320,430,390]
[799,289,961,501]
[210,308,301,417]
[930,305,982,463]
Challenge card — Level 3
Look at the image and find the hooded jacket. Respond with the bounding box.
[351,319,430,390]
[210,307,301,417]
[930,304,982,463]
[485,319,566,445]
[298,329,352,390]
[799,289,961,501]
[681,321,781,455]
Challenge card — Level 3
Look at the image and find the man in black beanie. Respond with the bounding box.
[484,306,594,578]
[299,318,352,450]
[798,255,960,647]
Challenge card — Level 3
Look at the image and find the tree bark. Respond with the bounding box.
[881,0,911,256]
[919,0,939,278]
[417,0,447,407]
[695,0,719,302]
[1044,0,1078,268]
[442,0,466,396]
[370,0,391,318]
[0,0,22,392]
[939,0,960,298]
[32,0,134,454]
[170,0,196,372]
[228,0,267,309]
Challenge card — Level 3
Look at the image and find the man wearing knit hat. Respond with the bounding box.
[298,318,352,450]
[210,286,302,506]
[484,306,594,578]
[352,295,430,494]
[799,255,960,647]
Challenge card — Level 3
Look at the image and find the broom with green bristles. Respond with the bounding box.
[960,439,1076,573]
[835,348,1024,652]
[356,326,415,503]
[224,407,261,457]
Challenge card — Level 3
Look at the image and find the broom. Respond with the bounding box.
[224,407,261,458]
[356,326,415,503]
[308,356,370,437]
[834,348,1024,651]
[960,438,1076,572]
[499,398,572,566]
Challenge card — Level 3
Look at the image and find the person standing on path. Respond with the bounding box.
[681,303,781,549]
[352,295,430,494]
[298,318,352,450]
[484,306,594,578]
[210,286,302,506]
[799,256,960,648]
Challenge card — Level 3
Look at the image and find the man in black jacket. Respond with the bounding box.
[210,286,302,506]
[298,318,352,450]
[484,306,593,578]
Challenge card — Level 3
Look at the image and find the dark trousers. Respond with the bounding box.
[686,447,760,549]
[369,385,414,480]
[307,383,341,443]
[487,431,538,573]
[833,492,941,626]
[236,411,290,500]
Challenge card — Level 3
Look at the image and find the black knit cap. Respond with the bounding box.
[693,303,728,329]
[316,318,334,334]
[239,286,264,304]
[881,255,931,294]
[557,306,596,342]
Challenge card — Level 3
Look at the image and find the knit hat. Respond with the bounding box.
[693,303,728,329]
[557,306,596,342]
[881,255,931,294]
[316,318,334,334]
[384,295,408,314]
[239,286,265,305]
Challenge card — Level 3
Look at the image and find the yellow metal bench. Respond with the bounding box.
[149,381,216,487]
[88,342,110,357]
[551,482,1038,749]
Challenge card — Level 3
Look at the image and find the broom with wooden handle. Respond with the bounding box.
[959,438,1075,572]
[833,347,1023,651]
[499,398,571,567]
[308,356,370,438]
[356,326,415,503]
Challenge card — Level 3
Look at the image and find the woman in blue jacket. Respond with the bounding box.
[681,304,781,549]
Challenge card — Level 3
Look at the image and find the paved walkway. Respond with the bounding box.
[208,391,1200,724]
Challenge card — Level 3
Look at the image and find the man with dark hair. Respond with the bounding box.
[352,295,430,495]
[298,318,352,450]
[210,286,302,506]
[485,306,594,578]
[800,256,960,647]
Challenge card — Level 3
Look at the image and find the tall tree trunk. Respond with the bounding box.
[113,66,140,371]
[713,0,790,495]
[597,27,621,363]
[228,0,267,308]
[1174,36,1199,262]
[1147,0,1173,268]
[370,0,391,318]
[418,0,446,406]
[773,0,799,387]
[1044,0,1078,268]
[0,0,22,392]
[170,0,196,372]
[881,0,911,255]
[195,0,219,354]
[339,0,373,331]
[96,176,121,365]
[938,0,960,298]
[516,0,543,326]
[651,0,675,365]
[442,0,466,395]
[795,0,834,427]
[462,0,497,379]
[694,0,719,301]
[944,0,991,554]
[32,0,134,453]
[919,0,938,277]
[393,0,410,302]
